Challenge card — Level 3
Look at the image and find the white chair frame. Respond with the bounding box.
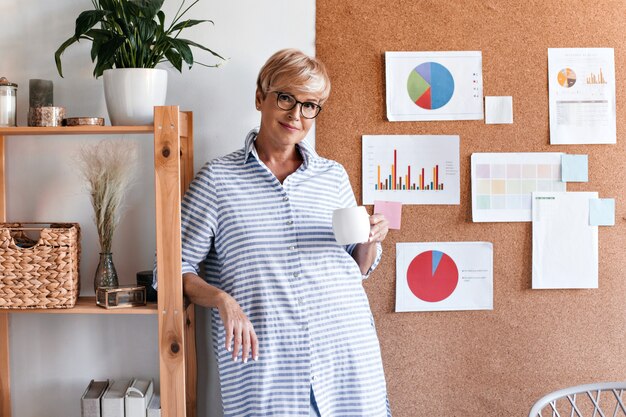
[529,382,626,417]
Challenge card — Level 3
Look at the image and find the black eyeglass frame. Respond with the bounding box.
[273,91,323,119]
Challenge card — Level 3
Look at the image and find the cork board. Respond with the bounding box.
[316,2,626,416]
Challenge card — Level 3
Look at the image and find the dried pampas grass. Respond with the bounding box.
[78,140,137,253]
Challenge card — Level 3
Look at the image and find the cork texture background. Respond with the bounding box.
[316,1,626,416]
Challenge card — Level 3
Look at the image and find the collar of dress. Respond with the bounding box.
[242,128,319,168]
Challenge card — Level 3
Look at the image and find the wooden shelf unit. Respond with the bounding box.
[0,125,154,135]
[0,107,197,417]
[5,297,158,314]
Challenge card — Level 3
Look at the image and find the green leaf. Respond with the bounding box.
[170,19,212,32]
[86,28,114,40]
[113,16,132,38]
[98,0,118,13]
[85,29,113,61]
[131,0,164,18]
[54,36,80,77]
[164,48,183,72]
[157,10,165,28]
[74,10,109,39]
[179,38,226,61]
[94,36,126,77]
[167,38,193,67]
[125,2,144,18]
[90,37,103,62]
[137,18,157,42]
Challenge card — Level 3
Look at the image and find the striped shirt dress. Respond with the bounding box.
[180,130,392,416]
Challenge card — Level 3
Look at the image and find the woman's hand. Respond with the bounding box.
[368,213,389,243]
[216,292,259,363]
[351,213,389,274]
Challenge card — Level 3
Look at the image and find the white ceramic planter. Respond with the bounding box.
[103,68,168,126]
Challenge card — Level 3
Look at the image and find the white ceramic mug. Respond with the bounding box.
[332,206,371,245]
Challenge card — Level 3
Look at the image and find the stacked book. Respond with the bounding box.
[81,378,161,417]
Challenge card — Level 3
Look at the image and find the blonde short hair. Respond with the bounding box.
[256,49,331,103]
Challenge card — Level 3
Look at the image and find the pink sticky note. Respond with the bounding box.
[373,200,402,230]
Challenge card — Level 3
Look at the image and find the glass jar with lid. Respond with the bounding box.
[0,77,18,127]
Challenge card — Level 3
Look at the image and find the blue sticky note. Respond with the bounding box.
[561,154,588,182]
[589,198,615,226]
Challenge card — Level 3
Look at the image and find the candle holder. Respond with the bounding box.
[28,106,65,127]
[29,79,53,108]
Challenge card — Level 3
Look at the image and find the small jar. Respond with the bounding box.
[0,77,18,127]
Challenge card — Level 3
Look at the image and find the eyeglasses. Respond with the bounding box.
[274,92,322,119]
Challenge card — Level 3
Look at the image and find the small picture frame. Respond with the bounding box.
[96,285,147,309]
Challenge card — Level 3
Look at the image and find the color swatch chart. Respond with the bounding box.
[376,149,444,191]
[363,135,460,205]
[471,153,566,222]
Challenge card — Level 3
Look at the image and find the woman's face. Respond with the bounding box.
[255,88,322,147]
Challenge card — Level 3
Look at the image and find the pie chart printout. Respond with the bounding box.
[557,67,576,88]
[407,62,455,110]
[406,250,459,302]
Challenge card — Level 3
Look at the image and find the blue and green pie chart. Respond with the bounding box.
[407,62,455,110]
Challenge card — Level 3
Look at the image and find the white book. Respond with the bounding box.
[101,379,131,417]
[147,393,161,417]
[81,379,110,417]
[125,378,154,417]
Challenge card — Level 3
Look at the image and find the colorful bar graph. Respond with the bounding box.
[375,148,444,191]
[586,68,607,85]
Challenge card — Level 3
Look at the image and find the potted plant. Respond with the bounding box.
[54,0,224,125]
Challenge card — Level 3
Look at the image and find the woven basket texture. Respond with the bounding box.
[0,223,80,309]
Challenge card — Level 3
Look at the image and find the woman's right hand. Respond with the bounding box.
[216,291,259,363]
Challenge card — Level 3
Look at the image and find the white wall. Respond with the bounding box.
[1,1,315,416]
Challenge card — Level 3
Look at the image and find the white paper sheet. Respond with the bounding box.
[385,51,483,121]
[532,192,598,289]
[363,135,460,205]
[471,152,566,222]
[548,48,616,144]
[485,96,513,124]
[396,242,493,312]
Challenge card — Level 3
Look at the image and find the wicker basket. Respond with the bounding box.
[0,223,80,309]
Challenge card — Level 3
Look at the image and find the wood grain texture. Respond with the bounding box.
[0,126,153,135]
[0,136,9,417]
[316,2,626,416]
[180,111,198,417]
[185,305,197,417]
[0,136,4,225]
[154,106,186,417]
[2,297,157,314]
[0,313,10,417]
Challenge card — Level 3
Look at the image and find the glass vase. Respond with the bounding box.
[94,252,119,292]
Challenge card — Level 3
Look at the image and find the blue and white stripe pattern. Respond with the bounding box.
[180,129,391,416]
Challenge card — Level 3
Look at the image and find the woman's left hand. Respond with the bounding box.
[367,213,389,243]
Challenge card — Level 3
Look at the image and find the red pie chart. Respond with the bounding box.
[407,250,458,302]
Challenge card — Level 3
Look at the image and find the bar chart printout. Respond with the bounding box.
[375,149,444,191]
[362,135,460,205]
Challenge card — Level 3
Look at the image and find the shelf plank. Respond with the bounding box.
[0,313,10,417]
[0,126,153,135]
[5,297,157,314]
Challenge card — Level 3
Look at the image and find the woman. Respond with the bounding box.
[180,49,391,417]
